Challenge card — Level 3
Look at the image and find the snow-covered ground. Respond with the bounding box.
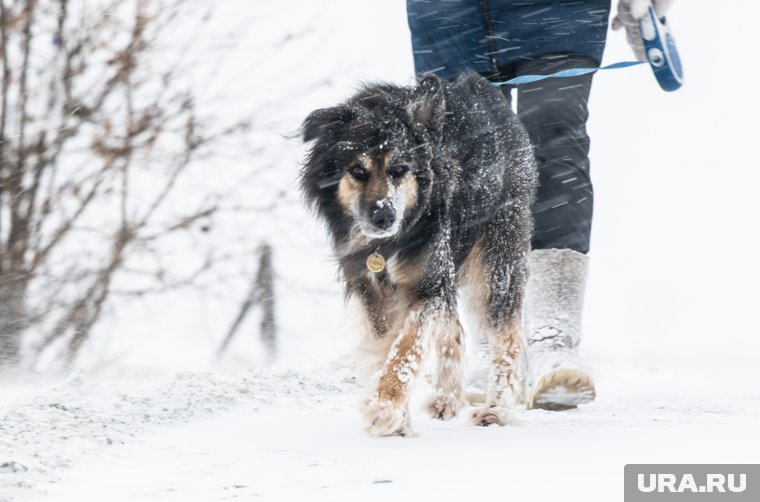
[2,0,760,500]
[3,356,759,502]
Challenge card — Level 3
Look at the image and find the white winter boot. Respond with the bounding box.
[523,249,596,410]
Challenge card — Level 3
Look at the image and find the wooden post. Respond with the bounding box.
[217,243,277,362]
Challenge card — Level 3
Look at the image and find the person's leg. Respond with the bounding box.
[515,54,599,409]
[517,54,596,253]
[406,0,491,80]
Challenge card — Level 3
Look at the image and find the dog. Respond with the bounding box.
[300,72,537,436]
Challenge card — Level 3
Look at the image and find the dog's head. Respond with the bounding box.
[300,75,445,242]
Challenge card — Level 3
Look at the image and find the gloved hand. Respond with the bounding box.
[612,0,675,61]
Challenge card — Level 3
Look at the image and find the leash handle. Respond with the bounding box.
[490,3,683,91]
[640,4,684,91]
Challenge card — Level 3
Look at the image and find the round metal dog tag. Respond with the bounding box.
[366,252,386,273]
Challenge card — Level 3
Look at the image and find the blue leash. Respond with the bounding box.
[489,60,646,86]
[486,7,684,90]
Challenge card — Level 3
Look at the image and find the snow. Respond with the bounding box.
[3,357,759,502]
[2,0,760,501]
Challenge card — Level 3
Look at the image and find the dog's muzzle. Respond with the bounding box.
[370,206,396,231]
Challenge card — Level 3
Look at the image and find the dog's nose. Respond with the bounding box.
[370,207,395,230]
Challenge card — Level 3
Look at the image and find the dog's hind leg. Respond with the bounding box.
[424,308,467,420]
[471,314,524,426]
[464,214,531,426]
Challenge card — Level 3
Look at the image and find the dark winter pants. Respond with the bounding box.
[406,0,611,254]
[501,55,596,254]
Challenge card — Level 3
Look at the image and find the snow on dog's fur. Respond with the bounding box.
[300,72,537,436]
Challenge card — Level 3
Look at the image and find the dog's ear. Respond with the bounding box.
[302,106,349,142]
[408,74,445,134]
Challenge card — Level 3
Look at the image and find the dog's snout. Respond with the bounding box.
[370,206,395,230]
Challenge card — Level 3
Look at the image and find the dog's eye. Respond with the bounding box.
[388,165,409,178]
[348,165,369,181]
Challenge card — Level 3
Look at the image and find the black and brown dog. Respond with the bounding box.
[301,72,537,436]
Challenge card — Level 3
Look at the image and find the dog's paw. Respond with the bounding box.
[470,405,520,427]
[362,397,414,437]
[425,391,466,420]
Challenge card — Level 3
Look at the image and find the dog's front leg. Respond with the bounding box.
[425,308,466,420]
[363,305,431,437]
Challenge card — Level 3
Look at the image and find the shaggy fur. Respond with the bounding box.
[300,72,537,436]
